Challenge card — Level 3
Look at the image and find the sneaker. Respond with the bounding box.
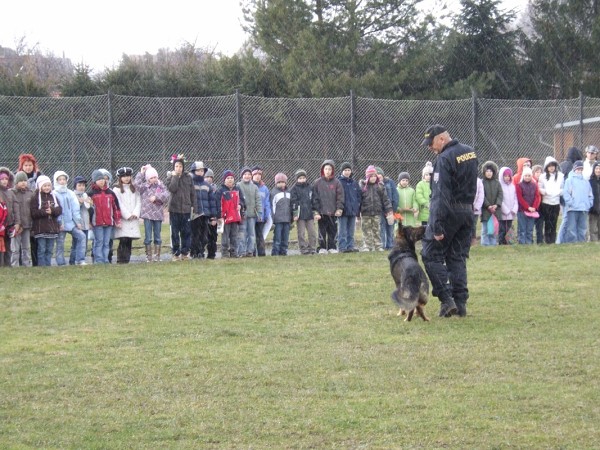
[378,248,385,252]
[77,261,88,266]
[328,249,338,254]
[439,299,458,318]
[318,249,328,254]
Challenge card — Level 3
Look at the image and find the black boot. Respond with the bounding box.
[455,299,467,317]
[439,298,457,318]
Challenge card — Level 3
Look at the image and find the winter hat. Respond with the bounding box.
[375,167,384,176]
[365,165,378,178]
[223,169,235,182]
[15,171,28,184]
[205,168,214,178]
[99,168,112,184]
[340,162,352,172]
[240,166,252,177]
[53,170,69,186]
[521,167,533,181]
[422,161,433,177]
[502,168,513,178]
[36,175,52,190]
[116,167,133,178]
[73,176,87,186]
[251,166,263,175]
[295,169,307,180]
[274,172,288,184]
[18,153,39,172]
[585,145,599,154]
[91,170,104,183]
[573,160,584,171]
[189,161,205,172]
[398,172,410,182]
[145,166,158,181]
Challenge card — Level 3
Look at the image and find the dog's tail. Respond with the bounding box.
[390,289,419,312]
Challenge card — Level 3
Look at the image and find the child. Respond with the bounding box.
[134,165,169,262]
[270,173,292,256]
[30,176,62,266]
[53,171,86,266]
[415,162,433,225]
[252,166,271,257]
[516,167,541,245]
[290,169,317,255]
[376,167,399,249]
[480,161,503,246]
[203,168,219,259]
[114,167,141,264]
[10,171,34,266]
[72,176,93,262]
[0,200,7,264]
[17,154,43,266]
[562,161,593,243]
[498,167,518,245]
[531,164,544,244]
[312,160,344,254]
[0,167,19,267]
[189,161,217,259]
[360,165,393,251]
[537,157,564,244]
[396,172,418,227]
[215,170,246,258]
[236,167,262,257]
[166,154,195,261]
[337,162,361,253]
[88,170,121,264]
[589,162,600,241]
[472,177,484,245]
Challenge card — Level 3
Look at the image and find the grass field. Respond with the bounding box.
[1,242,600,448]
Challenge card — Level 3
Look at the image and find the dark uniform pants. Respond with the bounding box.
[421,208,473,306]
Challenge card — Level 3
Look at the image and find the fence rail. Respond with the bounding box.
[1,91,597,184]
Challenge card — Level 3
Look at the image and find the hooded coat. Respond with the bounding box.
[312,160,344,216]
[0,167,20,228]
[512,157,533,187]
[480,161,503,222]
[538,156,564,206]
[498,167,518,220]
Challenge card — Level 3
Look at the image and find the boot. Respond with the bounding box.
[145,245,152,263]
[439,298,458,318]
[153,244,161,262]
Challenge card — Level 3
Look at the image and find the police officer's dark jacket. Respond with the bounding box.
[429,139,478,236]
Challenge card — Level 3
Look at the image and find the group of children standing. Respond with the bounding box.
[472,145,599,246]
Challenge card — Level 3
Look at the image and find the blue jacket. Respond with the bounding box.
[53,187,82,231]
[383,177,399,213]
[338,175,361,217]
[255,181,271,222]
[192,174,217,219]
[563,172,593,212]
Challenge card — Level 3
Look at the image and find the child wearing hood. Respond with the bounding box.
[498,167,518,245]
[30,176,62,266]
[312,160,344,254]
[53,171,87,265]
[562,161,593,243]
[512,157,533,187]
[538,156,564,244]
[166,154,195,261]
[0,167,19,267]
[480,161,503,246]
[516,167,541,245]
[589,162,600,241]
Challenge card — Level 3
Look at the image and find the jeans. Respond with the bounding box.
[565,210,588,243]
[337,216,357,251]
[169,212,191,256]
[36,237,55,266]
[480,220,497,246]
[271,222,290,255]
[379,214,395,249]
[144,219,162,245]
[70,229,89,264]
[556,206,569,244]
[56,228,86,265]
[517,212,534,244]
[237,216,257,256]
[93,226,113,264]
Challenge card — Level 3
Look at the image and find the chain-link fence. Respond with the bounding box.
[1,92,598,185]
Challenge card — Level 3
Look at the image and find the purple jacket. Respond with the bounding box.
[134,172,170,221]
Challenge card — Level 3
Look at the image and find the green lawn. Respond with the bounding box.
[1,243,599,448]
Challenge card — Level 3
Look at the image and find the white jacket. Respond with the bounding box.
[538,156,564,206]
[114,184,141,239]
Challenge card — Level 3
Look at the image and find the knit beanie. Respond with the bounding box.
[521,167,533,181]
[240,166,252,177]
[295,169,307,180]
[145,166,158,181]
[99,168,112,184]
[375,167,384,176]
[503,168,513,178]
[572,160,584,171]
[223,169,235,182]
[340,162,352,172]
[422,161,433,177]
[36,175,52,190]
[205,168,214,178]
[398,172,410,182]
[365,165,378,178]
[91,170,104,183]
[251,166,263,176]
[274,172,288,184]
[15,171,28,184]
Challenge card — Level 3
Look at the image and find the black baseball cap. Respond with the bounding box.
[422,125,447,146]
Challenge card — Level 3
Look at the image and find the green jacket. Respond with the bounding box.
[415,179,431,223]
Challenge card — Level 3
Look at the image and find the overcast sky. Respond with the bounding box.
[1,0,527,74]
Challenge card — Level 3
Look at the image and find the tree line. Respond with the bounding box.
[1,0,599,100]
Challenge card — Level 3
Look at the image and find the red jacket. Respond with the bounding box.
[88,184,122,227]
[215,185,245,224]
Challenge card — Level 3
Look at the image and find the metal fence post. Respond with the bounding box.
[236,89,243,169]
[471,87,478,149]
[579,91,585,149]
[107,90,114,172]
[350,90,356,168]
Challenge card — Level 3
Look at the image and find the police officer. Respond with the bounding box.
[420,125,478,317]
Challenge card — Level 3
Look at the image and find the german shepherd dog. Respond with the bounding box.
[388,223,430,322]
